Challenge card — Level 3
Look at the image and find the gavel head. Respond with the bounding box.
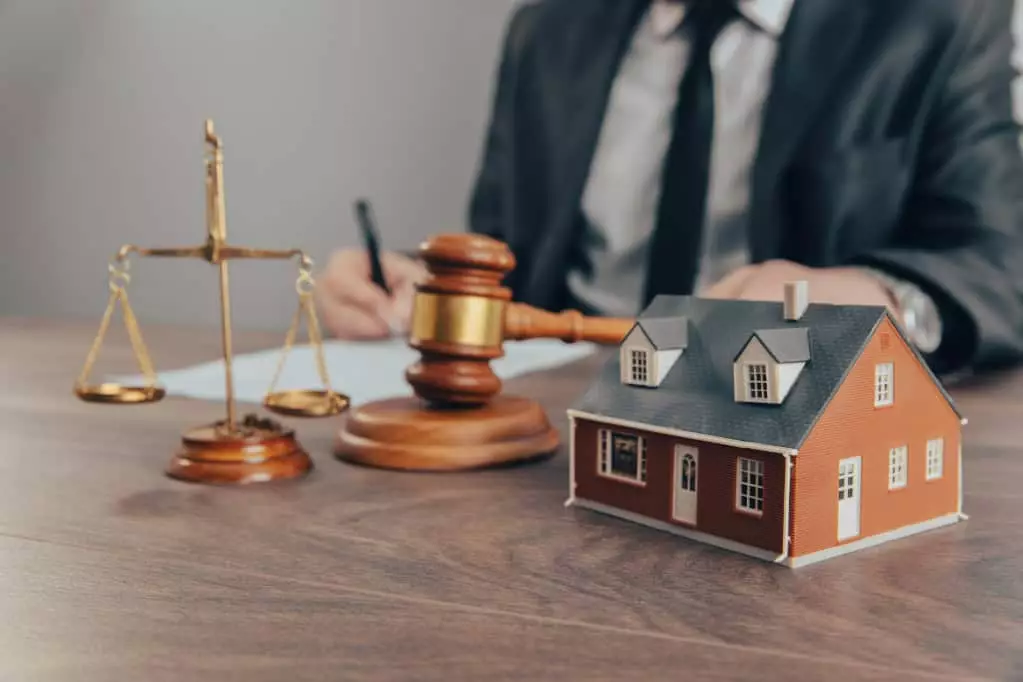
[404,233,516,408]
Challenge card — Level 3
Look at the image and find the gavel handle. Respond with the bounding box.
[503,303,634,345]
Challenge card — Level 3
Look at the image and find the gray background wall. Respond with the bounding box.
[0,0,520,329]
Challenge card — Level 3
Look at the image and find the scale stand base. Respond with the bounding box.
[334,394,559,472]
[166,413,313,485]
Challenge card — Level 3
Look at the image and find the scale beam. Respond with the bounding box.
[113,244,312,268]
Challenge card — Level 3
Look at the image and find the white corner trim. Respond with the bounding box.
[565,409,798,456]
[781,453,793,560]
[785,513,964,568]
[566,415,577,507]
[957,440,963,516]
[569,498,786,564]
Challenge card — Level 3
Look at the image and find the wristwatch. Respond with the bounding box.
[859,267,944,354]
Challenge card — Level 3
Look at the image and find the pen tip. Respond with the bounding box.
[355,198,372,221]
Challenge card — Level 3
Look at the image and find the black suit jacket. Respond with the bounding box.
[466,0,1023,375]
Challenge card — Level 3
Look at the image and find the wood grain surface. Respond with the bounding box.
[2,317,1022,681]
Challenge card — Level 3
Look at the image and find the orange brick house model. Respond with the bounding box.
[565,281,968,568]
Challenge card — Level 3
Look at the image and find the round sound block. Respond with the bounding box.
[334,395,559,471]
[166,414,314,485]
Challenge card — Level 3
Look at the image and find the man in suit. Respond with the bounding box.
[317,0,1023,376]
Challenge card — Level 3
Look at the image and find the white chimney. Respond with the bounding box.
[784,280,808,320]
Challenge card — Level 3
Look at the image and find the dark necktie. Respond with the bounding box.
[642,1,737,306]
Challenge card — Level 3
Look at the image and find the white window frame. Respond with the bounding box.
[744,363,770,402]
[838,459,856,501]
[679,452,697,492]
[888,445,908,490]
[736,457,764,514]
[628,348,650,385]
[598,429,647,485]
[875,362,893,407]
[926,438,944,481]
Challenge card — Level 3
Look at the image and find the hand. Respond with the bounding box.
[315,249,427,340]
[701,259,898,316]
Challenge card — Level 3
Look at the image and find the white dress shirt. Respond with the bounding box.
[568,0,795,318]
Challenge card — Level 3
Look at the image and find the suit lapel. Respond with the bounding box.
[749,0,871,261]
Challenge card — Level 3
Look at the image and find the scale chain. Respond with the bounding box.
[76,259,158,391]
[120,288,158,385]
[265,296,303,396]
[303,291,334,394]
[76,288,120,389]
[265,265,335,398]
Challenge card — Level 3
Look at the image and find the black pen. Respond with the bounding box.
[355,198,391,296]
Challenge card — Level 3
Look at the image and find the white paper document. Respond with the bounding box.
[113,338,596,406]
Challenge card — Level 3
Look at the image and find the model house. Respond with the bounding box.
[566,281,967,568]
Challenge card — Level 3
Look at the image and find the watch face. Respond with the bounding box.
[903,289,942,353]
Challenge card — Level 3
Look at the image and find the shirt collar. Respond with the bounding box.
[649,0,795,40]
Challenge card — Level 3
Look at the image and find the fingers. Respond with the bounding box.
[701,260,819,302]
[380,251,428,289]
[314,249,430,340]
[379,252,427,334]
[315,277,391,340]
[701,264,759,299]
[315,250,397,340]
[375,253,427,335]
[734,260,813,302]
[318,298,393,340]
[387,280,418,335]
[323,251,392,310]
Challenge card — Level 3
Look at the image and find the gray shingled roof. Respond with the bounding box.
[571,295,962,451]
[739,328,811,364]
[634,316,688,350]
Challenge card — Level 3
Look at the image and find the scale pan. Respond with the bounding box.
[74,383,166,404]
[264,389,349,417]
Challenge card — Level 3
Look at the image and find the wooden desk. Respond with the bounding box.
[3,317,1022,681]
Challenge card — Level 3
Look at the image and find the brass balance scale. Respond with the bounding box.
[72,120,349,485]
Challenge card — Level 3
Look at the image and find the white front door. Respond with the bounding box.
[837,457,861,541]
[672,446,698,524]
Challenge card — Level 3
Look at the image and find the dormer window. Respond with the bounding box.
[629,349,650,384]
[619,317,688,388]
[744,363,770,401]
[733,327,810,405]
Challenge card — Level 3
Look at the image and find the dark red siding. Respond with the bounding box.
[572,419,786,554]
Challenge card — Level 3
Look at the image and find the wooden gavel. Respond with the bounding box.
[404,233,634,407]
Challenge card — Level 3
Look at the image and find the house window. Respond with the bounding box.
[629,349,649,384]
[680,453,696,492]
[875,363,893,406]
[838,460,856,501]
[926,438,944,480]
[598,429,647,484]
[745,363,769,401]
[736,457,764,513]
[888,445,908,489]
